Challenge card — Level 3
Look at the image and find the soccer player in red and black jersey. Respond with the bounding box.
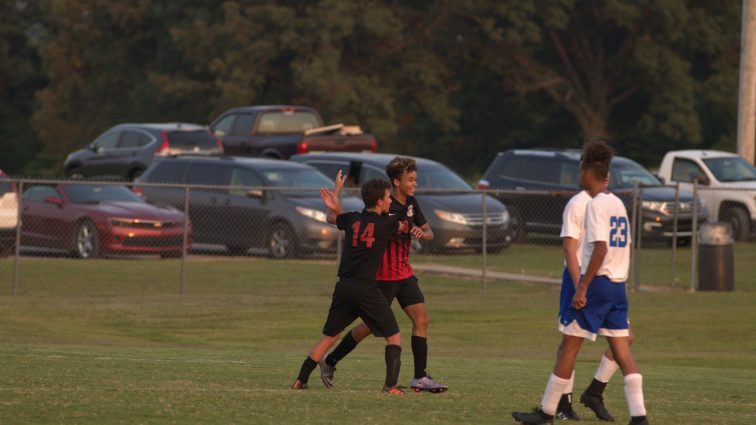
[292,172,407,395]
[319,157,448,393]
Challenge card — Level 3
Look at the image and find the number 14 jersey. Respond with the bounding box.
[336,210,400,281]
[581,192,632,282]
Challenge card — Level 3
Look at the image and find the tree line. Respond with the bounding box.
[0,0,743,177]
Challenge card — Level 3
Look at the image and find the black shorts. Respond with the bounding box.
[322,278,400,338]
[377,275,425,309]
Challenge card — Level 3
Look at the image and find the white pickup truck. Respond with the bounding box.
[658,150,756,241]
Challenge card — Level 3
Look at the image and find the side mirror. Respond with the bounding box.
[89,144,97,152]
[696,175,710,186]
[43,196,64,207]
[247,189,265,199]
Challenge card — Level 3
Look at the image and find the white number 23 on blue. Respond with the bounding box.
[609,216,628,248]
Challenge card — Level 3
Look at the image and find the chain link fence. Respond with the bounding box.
[0,177,750,294]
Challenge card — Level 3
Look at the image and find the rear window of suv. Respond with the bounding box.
[497,157,563,184]
[167,130,218,148]
[257,111,321,133]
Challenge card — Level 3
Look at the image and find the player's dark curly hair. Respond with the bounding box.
[385,156,417,188]
[361,178,391,208]
[580,140,614,180]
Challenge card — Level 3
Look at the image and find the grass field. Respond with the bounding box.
[1,257,755,424]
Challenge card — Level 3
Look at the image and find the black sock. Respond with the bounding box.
[296,356,318,384]
[558,393,573,410]
[411,336,428,379]
[586,378,608,396]
[384,344,402,387]
[326,331,358,367]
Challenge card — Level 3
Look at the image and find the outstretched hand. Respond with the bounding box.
[320,188,339,211]
[334,169,347,195]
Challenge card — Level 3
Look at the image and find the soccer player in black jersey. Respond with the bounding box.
[292,172,407,395]
[319,157,448,393]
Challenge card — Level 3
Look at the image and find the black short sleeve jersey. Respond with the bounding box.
[376,196,426,281]
[336,210,400,281]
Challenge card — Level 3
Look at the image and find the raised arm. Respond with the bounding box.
[320,170,347,225]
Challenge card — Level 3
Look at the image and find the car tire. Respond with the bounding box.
[72,219,100,259]
[722,206,750,241]
[507,206,527,243]
[67,168,84,180]
[267,222,296,259]
[226,246,250,256]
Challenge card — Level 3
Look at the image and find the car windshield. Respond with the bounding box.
[65,185,144,204]
[609,161,661,189]
[261,168,333,196]
[703,157,756,182]
[416,166,472,190]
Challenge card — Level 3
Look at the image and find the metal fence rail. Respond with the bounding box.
[0,177,749,294]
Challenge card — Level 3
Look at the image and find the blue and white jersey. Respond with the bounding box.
[581,192,631,282]
[560,190,591,267]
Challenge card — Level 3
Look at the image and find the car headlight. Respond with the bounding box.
[296,207,327,223]
[501,209,510,223]
[435,209,470,225]
[641,201,667,215]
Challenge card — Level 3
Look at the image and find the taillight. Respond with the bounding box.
[296,141,309,154]
[370,137,377,152]
[478,179,490,190]
[210,130,224,153]
[155,131,170,156]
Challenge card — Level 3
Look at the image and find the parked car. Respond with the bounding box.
[64,123,223,180]
[290,152,513,253]
[208,105,377,159]
[0,170,18,257]
[134,156,363,258]
[658,150,756,241]
[479,149,707,244]
[21,183,189,258]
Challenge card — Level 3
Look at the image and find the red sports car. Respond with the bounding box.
[21,183,190,258]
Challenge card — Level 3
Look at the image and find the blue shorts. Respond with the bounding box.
[558,268,576,322]
[559,274,629,341]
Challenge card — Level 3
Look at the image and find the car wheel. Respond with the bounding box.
[73,220,100,259]
[226,246,250,256]
[67,168,84,180]
[722,206,750,241]
[267,222,296,259]
[507,206,527,243]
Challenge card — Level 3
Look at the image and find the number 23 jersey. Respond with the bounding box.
[336,210,400,281]
[581,192,632,282]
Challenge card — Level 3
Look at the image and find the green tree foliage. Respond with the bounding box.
[1,0,744,175]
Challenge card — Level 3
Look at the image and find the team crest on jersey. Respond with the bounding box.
[407,205,414,218]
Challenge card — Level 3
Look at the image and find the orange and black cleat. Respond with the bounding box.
[382,385,406,395]
[292,379,308,390]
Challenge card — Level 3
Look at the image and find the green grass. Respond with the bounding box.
[0,257,755,424]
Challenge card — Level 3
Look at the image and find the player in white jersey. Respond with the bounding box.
[513,141,649,425]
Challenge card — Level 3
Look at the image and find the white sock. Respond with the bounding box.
[564,370,575,395]
[624,373,646,417]
[541,373,570,415]
[595,355,619,383]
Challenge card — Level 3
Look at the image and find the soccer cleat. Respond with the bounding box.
[291,379,308,390]
[410,374,448,393]
[318,358,336,390]
[580,392,615,422]
[382,385,406,395]
[555,407,581,421]
[628,417,649,425]
[512,407,554,425]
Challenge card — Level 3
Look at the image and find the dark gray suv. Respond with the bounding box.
[64,123,223,181]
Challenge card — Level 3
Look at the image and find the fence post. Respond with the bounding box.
[12,181,23,296]
[670,182,680,288]
[690,181,699,292]
[180,186,190,295]
[481,191,487,292]
[630,181,639,291]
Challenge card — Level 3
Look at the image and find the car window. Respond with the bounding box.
[558,161,580,187]
[498,157,561,184]
[212,114,235,137]
[702,157,756,182]
[257,111,320,133]
[65,185,144,204]
[229,168,264,196]
[609,161,661,188]
[231,113,254,136]
[306,161,349,181]
[23,185,60,202]
[671,158,705,183]
[147,161,189,183]
[92,131,121,150]
[360,165,389,185]
[167,130,218,149]
[186,163,231,186]
[119,131,145,149]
